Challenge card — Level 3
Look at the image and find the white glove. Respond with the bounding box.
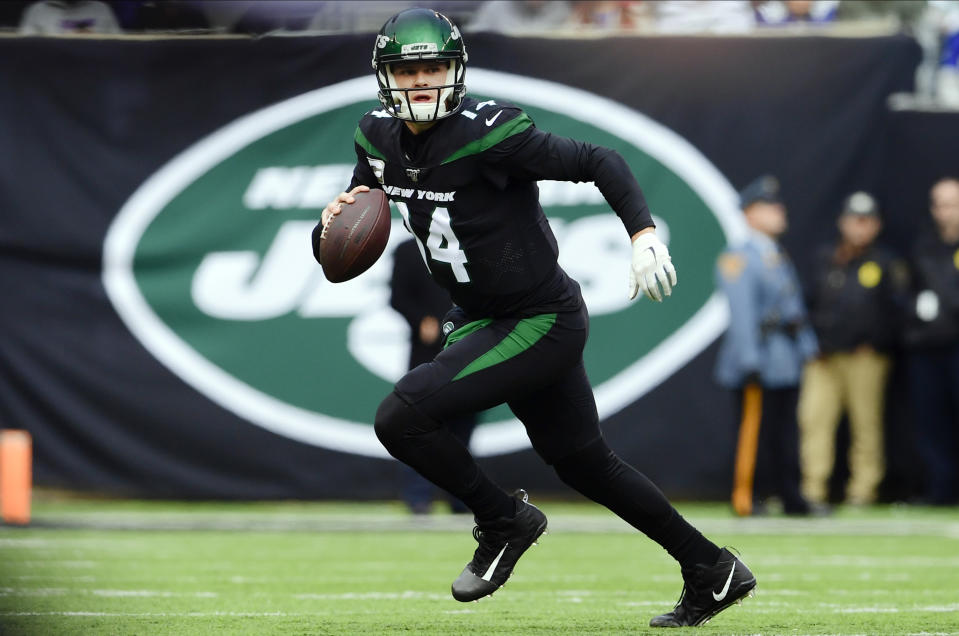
[627,232,677,302]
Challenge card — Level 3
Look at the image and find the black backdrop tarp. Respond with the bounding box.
[1,33,943,500]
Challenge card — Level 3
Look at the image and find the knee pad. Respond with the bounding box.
[374,391,442,453]
[374,392,412,451]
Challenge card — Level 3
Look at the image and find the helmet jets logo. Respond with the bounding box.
[401,43,438,54]
[102,71,741,458]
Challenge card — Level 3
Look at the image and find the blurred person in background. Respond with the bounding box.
[390,238,476,515]
[568,1,647,30]
[754,0,838,26]
[19,0,120,34]
[467,0,572,33]
[653,0,754,33]
[930,1,959,105]
[317,8,757,627]
[903,177,959,506]
[109,1,211,33]
[798,192,908,507]
[714,176,819,517]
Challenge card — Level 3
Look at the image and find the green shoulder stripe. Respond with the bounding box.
[441,112,533,165]
[354,127,385,160]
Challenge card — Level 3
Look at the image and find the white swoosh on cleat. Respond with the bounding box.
[712,562,736,601]
[481,544,509,582]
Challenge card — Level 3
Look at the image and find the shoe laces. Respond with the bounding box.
[471,523,509,563]
[670,565,709,610]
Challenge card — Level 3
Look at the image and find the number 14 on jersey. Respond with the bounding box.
[395,201,470,283]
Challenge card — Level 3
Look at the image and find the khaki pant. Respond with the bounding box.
[798,349,890,504]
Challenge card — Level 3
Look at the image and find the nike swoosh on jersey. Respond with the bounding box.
[485,111,503,126]
[481,543,509,581]
[712,562,736,601]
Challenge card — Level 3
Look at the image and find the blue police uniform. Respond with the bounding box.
[714,176,818,515]
[714,229,819,388]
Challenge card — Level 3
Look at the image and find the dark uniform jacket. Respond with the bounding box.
[806,243,907,354]
[904,227,959,349]
[390,238,453,368]
[325,96,654,319]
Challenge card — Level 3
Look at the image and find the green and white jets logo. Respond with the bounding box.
[102,70,745,458]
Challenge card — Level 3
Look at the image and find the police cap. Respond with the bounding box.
[739,175,782,209]
[841,191,879,217]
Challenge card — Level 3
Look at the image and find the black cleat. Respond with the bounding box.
[451,489,548,602]
[649,547,757,627]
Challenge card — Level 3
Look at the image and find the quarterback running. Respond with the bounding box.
[313,8,756,627]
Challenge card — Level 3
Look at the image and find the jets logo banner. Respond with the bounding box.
[0,34,920,498]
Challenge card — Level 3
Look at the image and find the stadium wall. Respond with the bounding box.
[1,32,947,501]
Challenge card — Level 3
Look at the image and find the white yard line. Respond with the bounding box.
[9,512,959,538]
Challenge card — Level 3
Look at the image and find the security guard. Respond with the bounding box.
[798,192,908,506]
[715,176,818,516]
[904,177,959,505]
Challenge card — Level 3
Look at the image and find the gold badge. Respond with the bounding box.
[718,253,746,281]
[858,261,882,288]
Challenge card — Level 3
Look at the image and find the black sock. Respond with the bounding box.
[460,465,516,521]
[553,438,721,570]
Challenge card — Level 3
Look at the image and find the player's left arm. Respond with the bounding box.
[488,120,676,301]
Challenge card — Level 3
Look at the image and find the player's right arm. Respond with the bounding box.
[321,140,379,227]
[320,185,370,228]
[312,139,378,262]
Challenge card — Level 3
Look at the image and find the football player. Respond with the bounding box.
[314,8,756,627]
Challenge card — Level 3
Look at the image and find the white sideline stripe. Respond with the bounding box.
[92,589,218,598]
[16,512,959,538]
[294,591,446,600]
[755,556,959,567]
[0,587,219,598]
[0,587,68,596]
[0,611,317,617]
[5,605,959,619]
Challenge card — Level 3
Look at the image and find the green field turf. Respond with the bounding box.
[1,498,958,635]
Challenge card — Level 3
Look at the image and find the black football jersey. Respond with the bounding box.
[346,96,654,317]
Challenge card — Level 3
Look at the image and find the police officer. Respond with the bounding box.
[798,192,908,506]
[904,177,959,505]
[715,176,818,516]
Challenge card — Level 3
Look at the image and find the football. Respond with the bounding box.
[319,189,391,283]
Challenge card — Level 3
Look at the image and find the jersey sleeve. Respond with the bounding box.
[348,126,381,190]
[486,120,655,237]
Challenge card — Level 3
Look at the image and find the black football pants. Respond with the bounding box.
[374,304,719,570]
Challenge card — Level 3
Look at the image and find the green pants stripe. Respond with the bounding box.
[448,314,558,382]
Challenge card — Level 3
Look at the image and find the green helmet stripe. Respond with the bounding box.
[440,113,533,165]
